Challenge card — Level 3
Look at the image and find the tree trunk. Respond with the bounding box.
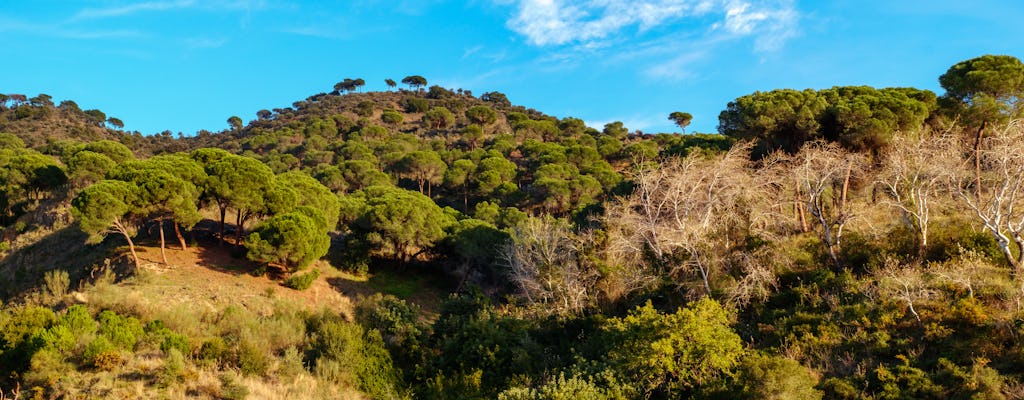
[973,122,987,201]
[114,219,140,270]
[235,209,244,247]
[794,183,808,233]
[158,218,168,264]
[173,222,187,250]
[219,206,227,245]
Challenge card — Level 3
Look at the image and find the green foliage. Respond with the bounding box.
[734,353,822,400]
[82,336,120,369]
[719,86,936,154]
[939,54,1024,125]
[284,269,320,290]
[466,105,498,126]
[97,310,144,350]
[422,106,456,130]
[307,313,405,398]
[246,207,331,271]
[343,185,456,261]
[601,299,743,396]
[498,372,635,400]
[382,108,405,126]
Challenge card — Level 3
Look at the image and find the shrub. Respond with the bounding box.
[199,337,230,366]
[97,310,143,350]
[237,339,269,377]
[83,336,121,370]
[219,371,250,400]
[284,269,320,291]
[161,333,190,356]
[43,269,70,301]
[160,348,186,386]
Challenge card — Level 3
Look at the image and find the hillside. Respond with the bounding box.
[1,55,1024,399]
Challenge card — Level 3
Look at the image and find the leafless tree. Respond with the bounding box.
[876,132,958,258]
[606,143,763,297]
[954,120,1024,271]
[500,217,600,316]
[770,141,865,270]
[875,259,936,324]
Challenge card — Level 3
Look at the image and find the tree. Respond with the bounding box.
[105,117,124,129]
[72,180,142,269]
[481,91,511,107]
[466,105,498,126]
[719,86,935,155]
[444,158,476,211]
[227,116,243,131]
[669,111,693,133]
[500,216,601,315]
[381,109,404,127]
[877,133,956,258]
[764,142,864,270]
[81,140,133,163]
[246,207,330,272]
[422,107,455,130]
[395,150,447,195]
[385,78,397,90]
[939,54,1024,126]
[107,159,202,264]
[606,144,755,296]
[204,155,275,245]
[954,119,1024,271]
[343,186,455,262]
[401,75,428,91]
[274,171,340,229]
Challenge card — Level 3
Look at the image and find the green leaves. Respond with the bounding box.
[939,54,1024,125]
[719,86,936,154]
[246,207,330,271]
[601,299,743,395]
[342,186,456,262]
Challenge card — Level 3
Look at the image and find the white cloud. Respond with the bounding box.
[645,51,706,81]
[504,0,798,51]
[72,0,197,20]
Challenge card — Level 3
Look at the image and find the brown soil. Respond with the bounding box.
[129,243,354,317]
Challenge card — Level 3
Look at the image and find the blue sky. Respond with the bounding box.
[1,1,1021,135]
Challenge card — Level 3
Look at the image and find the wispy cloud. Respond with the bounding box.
[0,17,143,39]
[504,0,799,51]
[645,51,707,81]
[71,0,197,21]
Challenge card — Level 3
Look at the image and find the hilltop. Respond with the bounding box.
[2,55,1024,399]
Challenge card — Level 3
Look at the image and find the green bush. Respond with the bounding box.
[83,336,121,370]
[97,310,143,350]
[199,337,230,366]
[161,333,190,356]
[237,339,269,377]
[284,269,320,291]
[160,348,186,386]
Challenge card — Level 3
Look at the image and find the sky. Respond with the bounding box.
[0,1,1022,135]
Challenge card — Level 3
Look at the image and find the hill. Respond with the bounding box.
[2,55,1024,399]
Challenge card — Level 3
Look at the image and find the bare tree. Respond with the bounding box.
[606,143,758,297]
[954,120,1024,271]
[875,259,936,324]
[500,217,600,316]
[877,133,957,258]
[772,142,864,270]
